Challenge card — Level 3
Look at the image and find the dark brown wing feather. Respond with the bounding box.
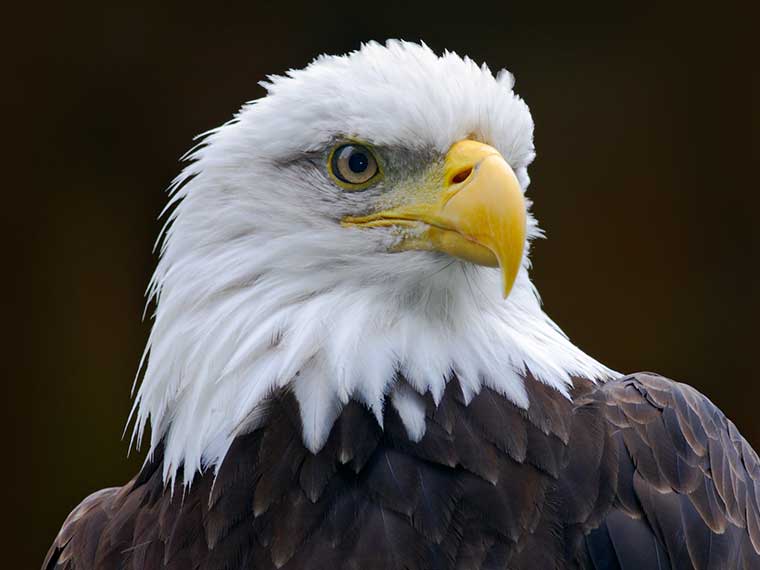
[42,372,760,570]
[43,488,118,570]
[580,373,760,570]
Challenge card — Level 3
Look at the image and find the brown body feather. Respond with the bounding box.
[43,373,760,569]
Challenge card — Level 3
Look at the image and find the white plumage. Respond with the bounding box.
[130,40,615,487]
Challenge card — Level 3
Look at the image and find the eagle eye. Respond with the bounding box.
[329,144,380,189]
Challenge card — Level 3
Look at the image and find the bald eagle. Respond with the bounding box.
[44,41,760,570]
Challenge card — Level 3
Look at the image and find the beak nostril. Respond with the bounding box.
[450,166,473,185]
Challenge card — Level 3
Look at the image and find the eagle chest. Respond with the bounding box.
[104,378,603,570]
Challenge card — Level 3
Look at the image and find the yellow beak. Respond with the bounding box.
[342,140,527,298]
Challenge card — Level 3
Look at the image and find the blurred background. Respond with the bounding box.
[4,0,754,566]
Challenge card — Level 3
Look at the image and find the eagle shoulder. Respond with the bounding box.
[41,443,180,570]
[578,372,760,569]
[43,487,120,570]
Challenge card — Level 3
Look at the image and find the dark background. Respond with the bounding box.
[4,1,754,567]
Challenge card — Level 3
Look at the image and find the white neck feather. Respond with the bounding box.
[131,219,614,486]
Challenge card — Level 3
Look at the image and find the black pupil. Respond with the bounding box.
[348,150,369,173]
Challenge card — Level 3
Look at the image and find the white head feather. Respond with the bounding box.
[130,40,615,486]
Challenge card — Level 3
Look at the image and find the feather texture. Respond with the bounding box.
[44,373,760,569]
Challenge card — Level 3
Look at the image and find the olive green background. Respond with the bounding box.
[4,1,753,567]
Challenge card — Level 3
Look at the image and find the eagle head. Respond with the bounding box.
[132,41,612,486]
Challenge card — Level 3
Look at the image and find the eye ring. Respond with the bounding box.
[328,144,381,189]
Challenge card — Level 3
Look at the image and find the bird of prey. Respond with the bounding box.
[44,41,760,570]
